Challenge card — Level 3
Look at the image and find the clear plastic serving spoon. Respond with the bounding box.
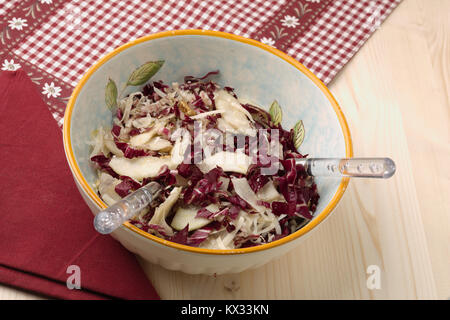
[94,181,162,235]
[295,157,396,179]
[93,157,395,234]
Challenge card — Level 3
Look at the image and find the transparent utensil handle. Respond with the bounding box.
[94,182,161,234]
[296,158,396,178]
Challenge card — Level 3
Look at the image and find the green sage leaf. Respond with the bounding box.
[269,100,282,126]
[126,60,165,86]
[105,78,118,110]
[292,120,305,149]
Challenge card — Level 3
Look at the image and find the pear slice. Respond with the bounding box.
[148,187,182,236]
[171,130,191,166]
[129,130,156,147]
[97,172,122,206]
[215,90,255,136]
[231,177,266,214]
[256,180,283,202]
[109,155,175,181]
[146,136,172,152]
[129,121,165,147]
[171,204,219,231]
[198,151,251,174]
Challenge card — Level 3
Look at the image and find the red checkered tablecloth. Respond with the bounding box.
[0,0,401,127]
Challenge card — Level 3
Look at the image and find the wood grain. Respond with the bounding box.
[1,0,448,300]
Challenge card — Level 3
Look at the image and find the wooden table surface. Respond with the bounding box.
[1,0,449,300]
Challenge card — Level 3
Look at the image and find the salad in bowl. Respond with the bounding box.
[89,63,319,250]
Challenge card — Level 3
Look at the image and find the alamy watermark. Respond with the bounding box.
[362,1,384,32]
[172,124,282,176]
[366,264,381,290]
[61,4,83,31]
[66,265,81,290]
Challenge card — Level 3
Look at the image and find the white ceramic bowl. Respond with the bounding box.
[63,30,352,275]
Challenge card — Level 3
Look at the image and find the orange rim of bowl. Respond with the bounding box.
[63,29,353,255]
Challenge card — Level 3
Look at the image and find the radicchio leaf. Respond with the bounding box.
[142,83,154,97]
[223,86,237,99]
[90,154,118,178]
[296,205,313,220]
[234,234,260,247]
[129,128,140,136]
[153,80,169,91]
[116,108,123,121]
[177,163,203,184]
[148,224,171,238]
[182,167,224,206]
[246,164,270,193]
[114,176,141,198]
[196,207,229,220]
[227,195,250,209]
[170,224,189,245]
[115,141,149,159]
[153,165,177,187]
[111,124,121,137]
[90,154,110,166]
[184,70,219,83]
[271,201,289,216]
[272,156,319,218]
[227,206,240,220]
[187,228,212,246]
[280,158,297,184]
[272,223,290,241]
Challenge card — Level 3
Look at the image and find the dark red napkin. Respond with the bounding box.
[0,70,160,300]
